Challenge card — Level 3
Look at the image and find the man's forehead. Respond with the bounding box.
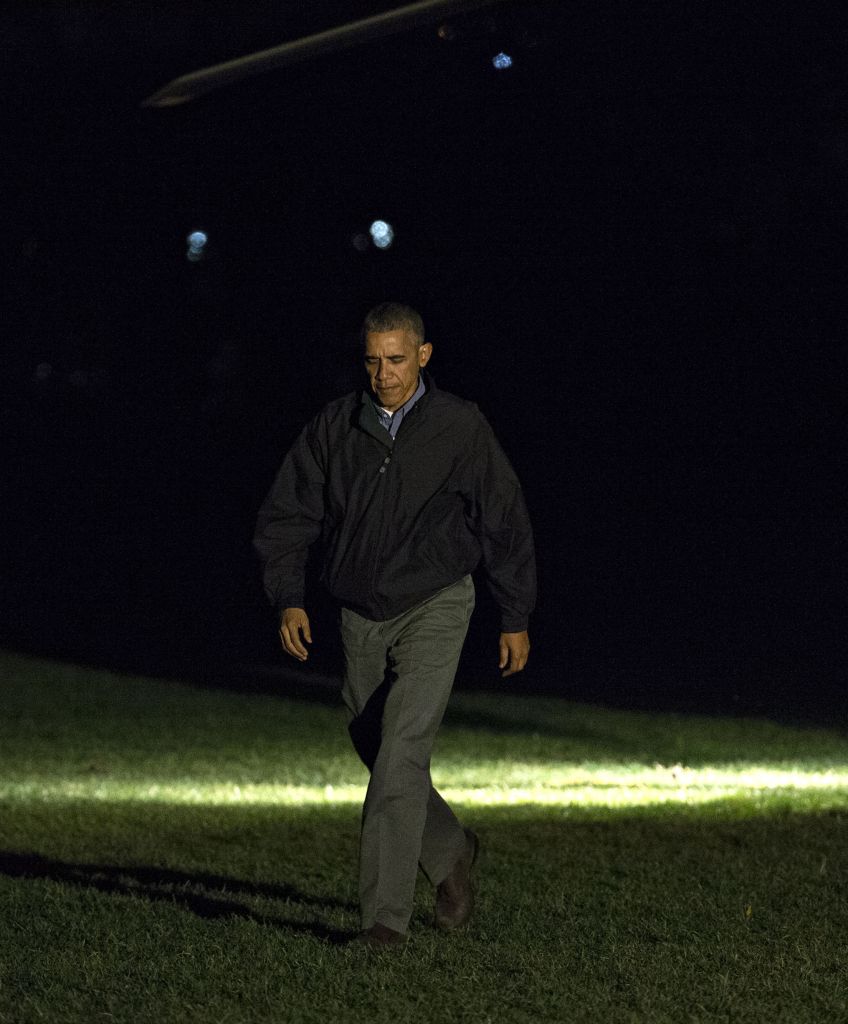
[364,329,418,353]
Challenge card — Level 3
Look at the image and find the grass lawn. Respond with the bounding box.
[1,649,847,1023]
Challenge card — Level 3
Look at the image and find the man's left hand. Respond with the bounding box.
[499,630,530,677]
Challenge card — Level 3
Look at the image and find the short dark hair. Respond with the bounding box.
[362,302,425,346]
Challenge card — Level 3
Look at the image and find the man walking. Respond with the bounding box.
[254,303,536,947]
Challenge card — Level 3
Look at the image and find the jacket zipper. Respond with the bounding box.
[365,400,419,618]
[368,437,393,619]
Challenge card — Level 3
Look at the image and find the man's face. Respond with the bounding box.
[364,329,432,412]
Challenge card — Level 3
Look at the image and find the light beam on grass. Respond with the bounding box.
[4,763,848,809]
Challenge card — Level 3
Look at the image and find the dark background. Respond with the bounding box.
[2,1,844,720]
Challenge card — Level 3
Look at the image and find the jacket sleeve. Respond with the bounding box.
[253,415,327,614]
[466,411,537,633]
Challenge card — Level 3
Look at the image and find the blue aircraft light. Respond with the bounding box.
[369,220,394,250]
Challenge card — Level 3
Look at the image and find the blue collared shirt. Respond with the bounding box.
[375,376,425,439]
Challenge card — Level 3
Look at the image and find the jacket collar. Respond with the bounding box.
[358,372,436,446]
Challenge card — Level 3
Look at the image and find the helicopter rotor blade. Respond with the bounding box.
[142,0,509,108]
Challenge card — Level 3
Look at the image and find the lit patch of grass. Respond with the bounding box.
[2,650,848,1024]
[3,763,848,811]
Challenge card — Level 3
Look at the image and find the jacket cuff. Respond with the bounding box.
[500,619,528,634]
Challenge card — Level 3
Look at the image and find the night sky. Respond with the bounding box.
[2,1,845,719]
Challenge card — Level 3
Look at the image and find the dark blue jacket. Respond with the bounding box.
[254,376,536,631]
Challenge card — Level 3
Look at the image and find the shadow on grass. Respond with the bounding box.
[0,850,353,944]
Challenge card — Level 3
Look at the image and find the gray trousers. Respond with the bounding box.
[340,575,475,933]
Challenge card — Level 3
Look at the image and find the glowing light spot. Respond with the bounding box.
[369,220,394,250]
[493,52,513,70]
[186,230,208,263]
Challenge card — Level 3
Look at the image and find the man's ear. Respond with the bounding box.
[419,343,433,367]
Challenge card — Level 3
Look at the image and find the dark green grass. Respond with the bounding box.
[1,651,847,1023]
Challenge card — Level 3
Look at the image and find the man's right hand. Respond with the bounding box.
[279,607,312,661]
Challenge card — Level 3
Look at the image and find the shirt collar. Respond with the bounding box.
[374,375,426,437]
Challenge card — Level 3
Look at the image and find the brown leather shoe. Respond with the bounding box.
[434,828,479,931]
[352,922,407,949]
